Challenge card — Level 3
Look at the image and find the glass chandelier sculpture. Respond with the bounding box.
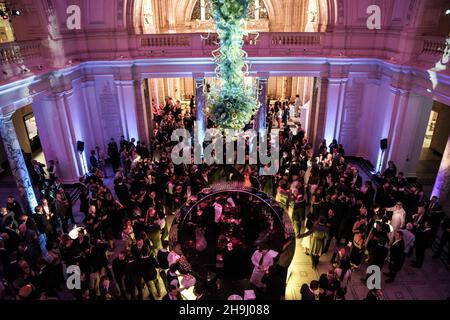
[207,0,258,129]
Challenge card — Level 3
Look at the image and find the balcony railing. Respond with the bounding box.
[421,37,449,56]
[136,32,324,57]
[0,40,42,65]
[417,36,449,65]
[270,33,322,46]
[0,32,448,84]
[140,34,191,48]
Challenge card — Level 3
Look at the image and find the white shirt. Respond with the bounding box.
[402,229,415,253]
[227,197,236,207]
[168,251,181,266]
[251,251,274,270]
[387,206,406,230]
[213,202,223,223]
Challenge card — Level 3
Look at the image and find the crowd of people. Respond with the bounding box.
[0,95,448,301]
[296,156,449,300]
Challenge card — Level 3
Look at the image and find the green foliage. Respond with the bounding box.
[207,0,258,129]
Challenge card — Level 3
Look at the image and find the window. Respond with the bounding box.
[24,113,38,141]
[190,0,268,22]
[0,2,15,43]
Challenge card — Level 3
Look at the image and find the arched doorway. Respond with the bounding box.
[130,0,334,34]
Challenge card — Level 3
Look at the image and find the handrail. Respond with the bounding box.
[0,40,43,65]
[421,36,448,55]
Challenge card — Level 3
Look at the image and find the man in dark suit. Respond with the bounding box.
[300,280,319,300]
[368,238,389,270]
[114,178,130,208]
[0,207,17,231]
[112,251,127,299]
[412,220,433,268]
[53,192,69,233]
[433,216,450,264]
[33,206,54,239]
[384,230,405,283]
[108,138,120,173]
[375,183,393,209]
[99,275,119,300]
[89,150,99,171]
[426,196,442,214]
[6,196,23,222]
[124,253,139,300]
[426,196,445,241]
[162,285,182,300]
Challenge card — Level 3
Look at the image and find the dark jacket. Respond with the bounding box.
[389,239,405,271]
[300,284,316,300]
[368,244,389,269]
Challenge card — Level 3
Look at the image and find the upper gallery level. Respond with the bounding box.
[0,0,448,85]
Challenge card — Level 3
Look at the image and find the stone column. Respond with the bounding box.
[0,109,38,213]
[143,79,155,138]
[323,77,347,144]
[308,77,329,150]
[432,134,450,205]
[133,79,150,146]
[194,76,206,156]
[256,77,269,135]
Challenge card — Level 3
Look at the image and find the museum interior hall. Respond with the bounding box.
[0,0,449,302]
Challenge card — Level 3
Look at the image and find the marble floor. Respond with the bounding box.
[284,236,450,300]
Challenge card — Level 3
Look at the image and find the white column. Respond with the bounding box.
[132,79,150,145]
[357,78,380,160]
[308,77,329,149]
[61,91,85,175]
[323,77,347,144]
[381,87,410,171]
[255,0,260,20]
[194,77,205,155]
[81,81,105,148]
[116,80,140,141]
[256,77,269,134]
[152,78,160,106]
[0,109,38,213]
[389,94,433,177]
[200,0,206,21]
[32,94,81,183]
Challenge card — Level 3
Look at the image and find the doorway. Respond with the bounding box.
[0,105,47,170]
[0,104,47,198]
[417,101,449,189]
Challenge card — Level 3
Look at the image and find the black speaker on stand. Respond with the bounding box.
[378,138,388,175]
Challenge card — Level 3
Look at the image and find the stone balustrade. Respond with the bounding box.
[0,32,448,84]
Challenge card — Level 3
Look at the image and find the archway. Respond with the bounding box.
[130,0,335,34]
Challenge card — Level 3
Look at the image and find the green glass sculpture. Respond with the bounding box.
[207,0,258,129]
